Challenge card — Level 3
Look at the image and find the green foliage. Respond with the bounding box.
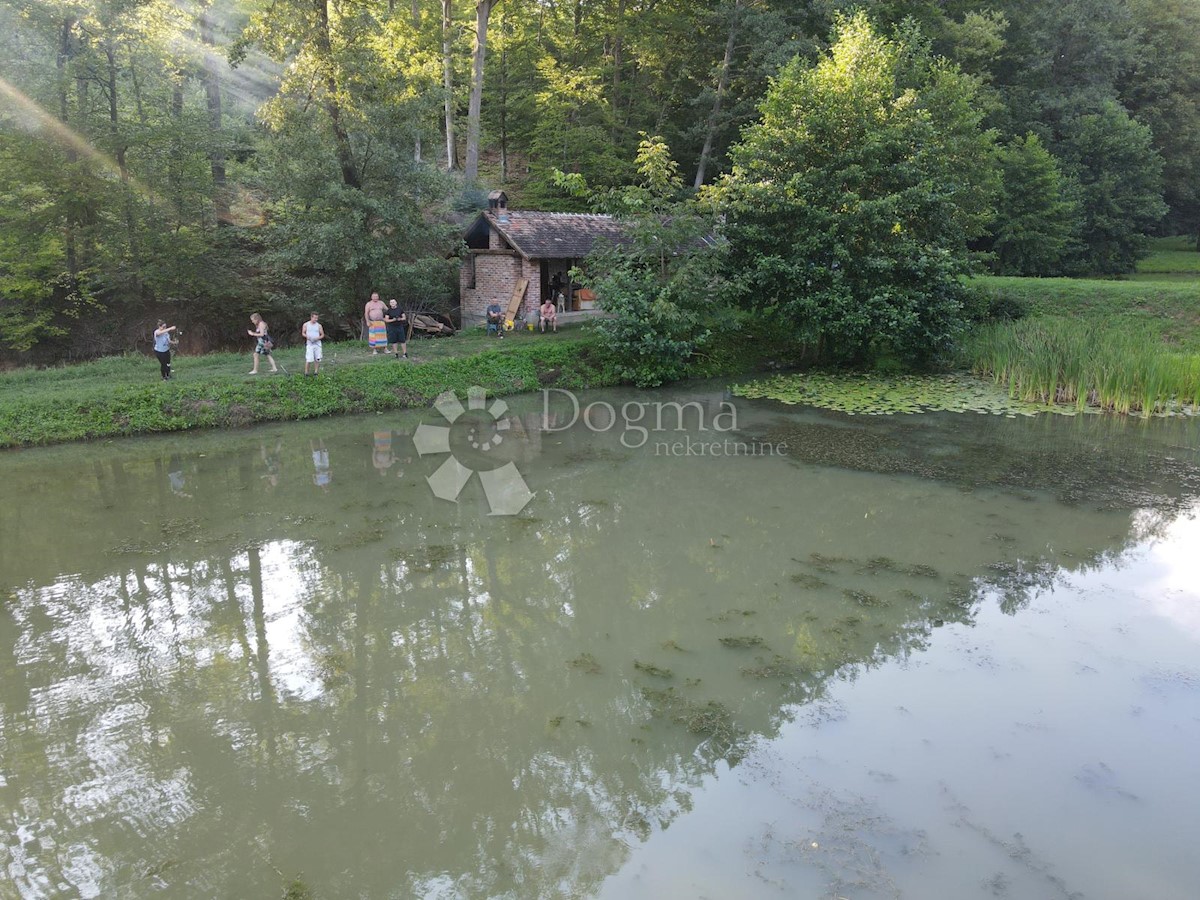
[581,136,728,387]
[964,318,1200,415]
[712,13,999,366]
[2,0,1197,365]
[1056,101,1167,274]
[1123,0,1200,242]
[989,133,1080,276]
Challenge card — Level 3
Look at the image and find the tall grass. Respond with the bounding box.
[964,319,1200,416]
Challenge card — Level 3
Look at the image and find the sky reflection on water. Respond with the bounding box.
[1,386,1199,898]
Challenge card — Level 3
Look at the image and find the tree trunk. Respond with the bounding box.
[610,0,626,140]
[199,1,229,222]
[442,0,457,170]
[413,0,422,161]
[464,0,497,183]
[694,0,742,189]
[498,2,508,182]
[315,0,361,189]
[56,16,78,276]
[170,78,185,223]
[106,41,140,268]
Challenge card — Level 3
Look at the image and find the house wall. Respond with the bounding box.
[460,250,533,322]
[522,257,542,310]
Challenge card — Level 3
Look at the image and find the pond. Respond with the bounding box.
[1,383,1198,899]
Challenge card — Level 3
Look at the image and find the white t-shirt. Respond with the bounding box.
[303,322,322,343]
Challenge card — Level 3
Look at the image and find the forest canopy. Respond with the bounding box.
[1,0,1198,361]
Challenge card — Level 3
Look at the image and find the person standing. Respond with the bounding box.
[301,312,325,375]
[152,320,177,380]
[384,299,409,360]
[364,292,387,355]
[248,313,278,374]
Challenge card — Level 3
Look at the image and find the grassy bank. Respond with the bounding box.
[0,320,795,448]
[965,318,1200,414]
[0,330,622,448]
[966,239,1200,414]
[971,275,1200,351]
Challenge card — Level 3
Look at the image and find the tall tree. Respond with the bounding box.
[989,133,1080,275]
[196,0,228,222]
[1121,0,1200,245]
[1057,100,1166,273]
[463,0,499,183]
[442,0,457,169]
[712,13,999,365]
[694,0,744,188]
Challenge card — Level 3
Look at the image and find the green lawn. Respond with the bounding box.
[0,324,607,448]
[971,273,1200,350]
[0,324,582,407]
[966,238,1200,413]
[1136,235,1200,274]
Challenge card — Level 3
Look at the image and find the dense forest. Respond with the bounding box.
[1,0,1198,362]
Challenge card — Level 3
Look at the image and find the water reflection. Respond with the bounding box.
[1,386,1199,897]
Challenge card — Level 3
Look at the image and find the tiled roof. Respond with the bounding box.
[483,210,630,260]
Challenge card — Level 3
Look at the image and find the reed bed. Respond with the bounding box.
[964,319,1200,416]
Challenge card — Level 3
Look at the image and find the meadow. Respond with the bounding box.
[965,237,1200,414]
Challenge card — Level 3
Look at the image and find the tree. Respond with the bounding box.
[989,133,1080,275]
[581,135,726,386]
[1057,100,1166,273]
[1121,0,1200,245]
[711,13,998,366]
[463,0,500,183]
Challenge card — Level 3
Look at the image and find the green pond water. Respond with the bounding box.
[1,383,1199,899]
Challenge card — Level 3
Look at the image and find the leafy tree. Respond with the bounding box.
[990,0,1140,136]
[1121,0,1200,245]
[1056,100,1166,273]
[711,13,998,366]
[989,133,1080,275]
[581,135,726,387]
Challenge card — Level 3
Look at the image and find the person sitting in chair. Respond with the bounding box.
[539,298,557,333]
[486,300,504,338]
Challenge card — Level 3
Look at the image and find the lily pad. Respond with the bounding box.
[733,372,1085,417]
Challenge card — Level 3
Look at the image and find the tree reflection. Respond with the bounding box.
[1,399,1199,896]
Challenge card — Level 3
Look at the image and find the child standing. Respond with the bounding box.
[301,312,325,375]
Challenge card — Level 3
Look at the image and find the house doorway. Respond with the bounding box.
[542,259,575,312]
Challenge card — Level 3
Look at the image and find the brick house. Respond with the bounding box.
[459,191,627,323]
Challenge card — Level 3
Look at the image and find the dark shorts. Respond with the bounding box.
[386,325,406,343]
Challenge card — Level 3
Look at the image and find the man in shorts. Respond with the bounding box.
[384,298,409,359]
[539,298,557,333]
[301,312,325,375]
